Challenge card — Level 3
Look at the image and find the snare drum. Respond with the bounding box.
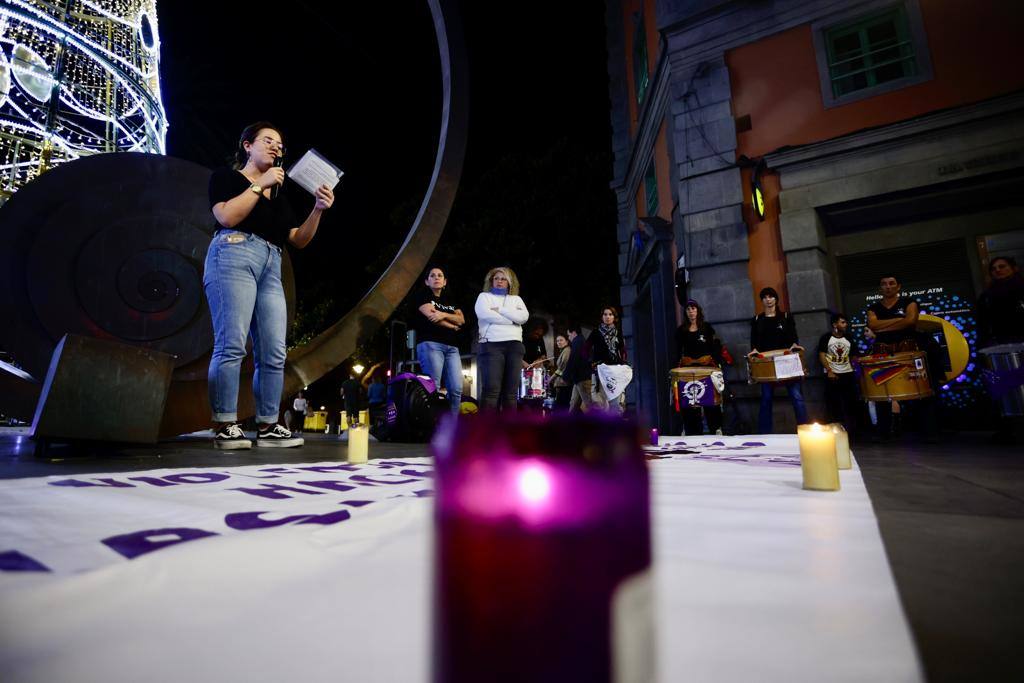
[670,366,723,409]
[747,349,806,383]
[519,367,548,400]
[979,343,1024,417]
[856,350,933,401]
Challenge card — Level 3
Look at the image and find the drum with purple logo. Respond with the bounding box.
[519,367,548,400]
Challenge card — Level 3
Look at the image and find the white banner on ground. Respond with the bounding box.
[0,459,434,577]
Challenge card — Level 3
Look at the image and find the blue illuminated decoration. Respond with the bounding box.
[0,0,167,202]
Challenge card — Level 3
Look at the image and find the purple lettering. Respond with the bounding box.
[350,474,424,486]
[48,478,134,488]
[228,483,326,500]
[162,473,230,484]
[297,465,360,473]
[400,469,433,478]
[102,527,217,560]
[297,480,358,493]
[127,476,178,487]
[0,550,50,572]
[224,509,351,530]
[340,500,374,507]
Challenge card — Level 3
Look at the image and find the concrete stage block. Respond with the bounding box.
[32,334,175,444]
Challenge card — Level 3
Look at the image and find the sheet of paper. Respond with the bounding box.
[287,148,344,195]
[773,353,803,379]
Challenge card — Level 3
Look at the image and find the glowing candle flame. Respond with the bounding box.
[518,466,551,504]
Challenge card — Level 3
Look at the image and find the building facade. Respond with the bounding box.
[606,0,1024,432]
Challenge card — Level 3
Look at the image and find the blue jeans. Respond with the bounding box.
[759,381,809,434]
[417,341,462,414]
[478,340,525,411]
[203,231,286,424]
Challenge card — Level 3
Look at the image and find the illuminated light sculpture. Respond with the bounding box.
[0,0,166,203]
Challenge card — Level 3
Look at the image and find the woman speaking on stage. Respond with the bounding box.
[204,121,335,450]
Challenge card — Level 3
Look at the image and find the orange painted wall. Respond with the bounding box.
[729,0,1024,158]
[621,0,660,136]
[727,0,1024,309]
[743,169,790,312]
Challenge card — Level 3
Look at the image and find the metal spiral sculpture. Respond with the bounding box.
[0,0,466,437]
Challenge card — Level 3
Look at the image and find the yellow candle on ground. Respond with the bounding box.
[830,423,852,470]
[797,423,839,491]
[348,424,369,463]
[359,409,369,426]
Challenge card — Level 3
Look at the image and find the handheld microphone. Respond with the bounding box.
[271,155,284,199]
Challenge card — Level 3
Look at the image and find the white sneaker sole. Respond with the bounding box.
[256,437,304,448]
[214,439,252,450]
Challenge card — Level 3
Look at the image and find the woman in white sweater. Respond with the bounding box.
[474,266,530,410]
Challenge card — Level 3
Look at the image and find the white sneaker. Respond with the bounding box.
[213,423,252,450]
[256,424,304,448]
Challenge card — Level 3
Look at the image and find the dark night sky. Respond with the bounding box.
[156,1,617,338]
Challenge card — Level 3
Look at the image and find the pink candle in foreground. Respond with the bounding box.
[432,413,652,683]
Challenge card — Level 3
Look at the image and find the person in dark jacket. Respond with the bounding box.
[675,299,724,435]
[748,287,807,433]
[565,324,593,413]
[587,306,629,413]
[977,256,1024,346]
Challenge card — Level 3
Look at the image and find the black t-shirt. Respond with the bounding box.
[208,167,298,248]
[675,323,720,363]
[523,335,547,364]
[868,296,918,345]
[750,312,798,352]
[411,287,460,346]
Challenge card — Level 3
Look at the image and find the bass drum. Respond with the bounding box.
[372,376,441,443]
[856,351,933,402]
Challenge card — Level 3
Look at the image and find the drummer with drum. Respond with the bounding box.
[976,256,1024,443]
[748,287,809,433]
[864,274,936,441]
[673,299,724,435]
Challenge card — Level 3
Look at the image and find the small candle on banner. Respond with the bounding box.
[650,428,659,446]
[348,424,369,463]
[797,423,839,491]
[830,423,852,470]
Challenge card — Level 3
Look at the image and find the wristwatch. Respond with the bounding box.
[249,182,262,195]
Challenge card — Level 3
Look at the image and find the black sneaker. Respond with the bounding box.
[213,423,252,450]
[256,424,304,448]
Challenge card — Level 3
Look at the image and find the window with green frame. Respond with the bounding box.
[825,5,917,98]
[644,161,658,216]
[633,14,649,105]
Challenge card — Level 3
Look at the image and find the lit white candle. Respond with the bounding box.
[830,423,852,470]
[348,424,369,463]
[797,423,839,491]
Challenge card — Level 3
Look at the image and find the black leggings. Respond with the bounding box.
[682,406,723,435]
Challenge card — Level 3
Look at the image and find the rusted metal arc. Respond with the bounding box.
[283,0,468,393]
